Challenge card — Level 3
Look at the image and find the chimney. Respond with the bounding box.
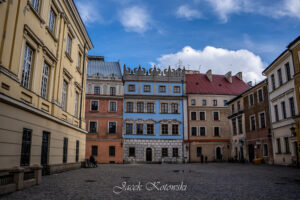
[235,72,243,80]
[247,81,252,87]
[225,71,232,83]
[206,69,212,82]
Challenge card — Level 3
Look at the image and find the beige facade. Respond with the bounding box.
[0,0,93,173]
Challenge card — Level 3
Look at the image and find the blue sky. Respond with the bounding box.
[74,0,300,82]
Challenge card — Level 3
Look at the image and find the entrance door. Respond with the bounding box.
[41,132,50,175]
[146,148,152,162]
[216,147,222,160]
[248,144,255,162]
[240,146,244,160]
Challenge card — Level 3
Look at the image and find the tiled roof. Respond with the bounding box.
[87,56,122,78]
[186,73,250,95]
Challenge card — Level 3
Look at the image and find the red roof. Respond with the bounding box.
[186,74,250,95]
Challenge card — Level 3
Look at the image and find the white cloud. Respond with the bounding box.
[76,1,102,25]
[152,46,265,82]
[205,0,242,22]
[119,6,151,33]
[176,5,202,20]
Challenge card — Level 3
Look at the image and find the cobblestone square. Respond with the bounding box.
[1,163,300,200]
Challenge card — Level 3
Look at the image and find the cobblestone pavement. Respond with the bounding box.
[1,163,300,200]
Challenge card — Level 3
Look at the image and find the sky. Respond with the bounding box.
[74,0,300,83]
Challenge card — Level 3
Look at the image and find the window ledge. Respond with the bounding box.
[28,3,45,24]
[90,110,99,113]
[88,132,98,134]
[65,52,73,63]
[46,26,58,42]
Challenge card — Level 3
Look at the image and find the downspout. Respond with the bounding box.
[181,80,185,163]
[79,43,87,129]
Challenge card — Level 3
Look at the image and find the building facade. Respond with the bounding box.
[186,70,249,162]
[122,66,187,163]
[85,56,123,163]
[0,0,93,173]
[263,50,298,165]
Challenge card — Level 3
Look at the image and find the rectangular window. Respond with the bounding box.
[41,63,50,99]
[92,145,98,156]
[128,84,136,92]
[161,103,168,113]
[77,53,82,70]
[250,116,256,131]
[258,89,263,102]
[31,0,40,12]
[94,86,100,94]
[289,97,295,116]
[277,138,281,153]
[109,146,115,157]
[223,100,228,106]
[271,74,276,90]
[171,103,179,114]
[110,87,116,96]
[232,104,235,113]
[61,80,68,111]
[126,123,133,134]
[173,86,181,93]
[202,99,207,106]
[284,137,290,153]
[161,124,168,135]
[126,102,133,113]
[214,127,220,136]
[147,103,154,113]
[281,101,287,119]
[89,121,97,133]
[172,124,179,135]
[129,147,135,157]
[277,68,283,86]
[63,137,68,163]
[213,100,217,106]
[147,124,154,135]
[172,148,179,157]
[110,101,117,112]
[213,112,219,121]
[137,102,144,113]
[91,100,98,111]
[191,112,196,120]
[20,128,32,166]
[197,147,202,157]
[136,124,143,135]
[191,127,197,136]
[109,122,116,134]
[237,101,241,111]
[260,113,266,128]
[249,94,254,106]
[75,140,79,162]
[191,99,196,105]
[159,85,166,93]
[48,8,56,33]
[263,144,268,157]
[66,35,72,55]
[232,118,237,135]
[285,62,291,81]
[200,112,205,120]
[238,116,243,134]
[274,105,279,122]
[200,127,205,136]
[74,92,79,117]
[21,44,34,89]
[162,148,168,157]
[143,85,151,92]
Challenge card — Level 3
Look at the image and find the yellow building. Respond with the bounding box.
[288,35,300,167]
[0,0,93,174]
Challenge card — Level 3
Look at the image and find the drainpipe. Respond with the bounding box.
[181,80,185,163]
[79,43,87,129]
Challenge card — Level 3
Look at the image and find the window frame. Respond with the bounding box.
[136,124,144,135]
[91,145,98,156]
[128,84,136,92]
[125,123,133,135]
[214,127,220,137]
[89,120,98,133]
[161,124,169,135]
[143,85,151,93]
[108,121,117,134]
[173,86,181,93]
[161,103,168,113]
[109,146,116,157]
[40,62,50,99]
[109,101,117,112]
[61,80,68,111]
[147,124,154,135]
[159,85,166,93]
[21,44,34,89]
[90,100,99,111]
[129,147,135,157]
[213,111,220,121]
[200,127,206,136]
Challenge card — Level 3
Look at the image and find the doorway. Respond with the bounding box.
[146,148,152,162]
[248,144,255,162]
[216,147,222,160]
[41,131,50,175]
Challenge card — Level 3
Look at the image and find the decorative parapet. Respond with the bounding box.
[123,65,185,82]
[87,73,122,81]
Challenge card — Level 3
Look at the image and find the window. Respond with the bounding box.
[94,86,100,94]
[20,128,32,166]
[110,87,116,96]
[137,102,144,113]
[173,86,180,93]
[284,137,290,153]
[172,148,179,157]
[66,35,72,55]
[232,118,237,135]
[191,112,196,120]
[147,103,154,113]
[91,100,98,111]
[31,0,40,13]
[162,148,168,157]
[263,144,268,157]
[48,8,56,33]
[271,74,276,90]
[147,124,154,135]
[110,101,117,112]
[61,80,68,111]
[89,121,97,133]
[274,105,279,122]
[277,68,283,86]
[144,85,151,92]
[238,116,243,134]
[281,101,287,119]
[161,103,168,113]
[77,53,82,70]
[214,127,220,136]
[92,145,98,156]
[161,124,168,135]
[191,99,196,105]
[159,85,166,93]
[285,62,291,81]
[260,113,266,128]
[200,127,205,136]
[197,147,202,157]
[172,124,179,135]
[289,97,295,116]
[74,92,79,117]
[41,63,50,99]
[109,146,115,157]
[21,44,34,89]
[200,112,205,120]
[213,100,217,106]
[128,84,135,92]
[126,102,133,113]
[136,124,143,135]
[125,123,133,134]
[237,101,241,111]
[63,137,68,163]
[76,140,79,162]
[171,103,179,114]
[232,104,235,113]
[191,127,197,136]
[249,94,254,106]
[129,147,135,157]
[258,89,263,102]
[277,138,281,153]
[213,112,219,121]
[250,116,256,131]
[109,122,116,134]
[202,99,207,106]
[224,100,228,106]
